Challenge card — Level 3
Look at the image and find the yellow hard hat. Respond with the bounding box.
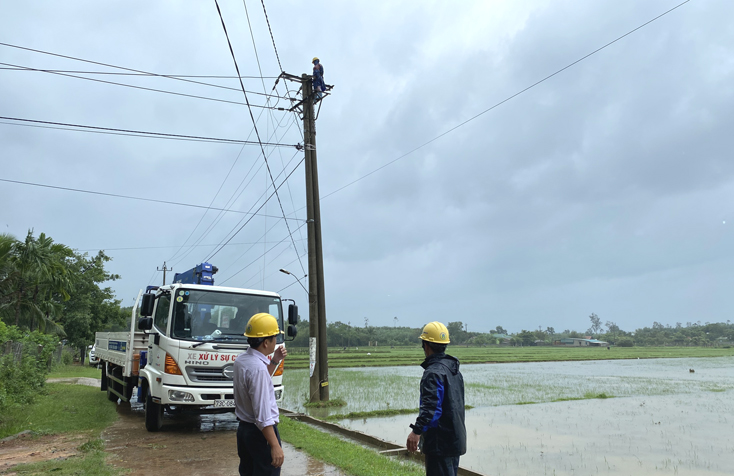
[245,313,283,338]
[420,321,450,344]
[312,57,319,63]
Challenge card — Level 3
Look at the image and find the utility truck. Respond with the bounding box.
[95,262,298,431]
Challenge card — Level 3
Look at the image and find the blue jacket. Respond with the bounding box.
[312,63,324,91]
[412,352,467,456]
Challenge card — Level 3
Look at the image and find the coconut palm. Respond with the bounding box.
[2,231,73,329]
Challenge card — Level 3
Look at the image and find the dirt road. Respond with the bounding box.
[104,395,345,476]
[1,380,344,476]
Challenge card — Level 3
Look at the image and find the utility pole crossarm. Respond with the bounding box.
[157,262,172,286]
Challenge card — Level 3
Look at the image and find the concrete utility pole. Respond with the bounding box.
[302,74,329,402]
[157,262,172,286]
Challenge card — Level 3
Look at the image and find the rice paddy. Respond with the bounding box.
[281,356,734,475]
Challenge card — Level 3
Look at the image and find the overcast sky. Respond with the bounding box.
[2,0,732,334]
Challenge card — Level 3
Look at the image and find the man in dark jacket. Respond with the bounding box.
[407,321,466,476]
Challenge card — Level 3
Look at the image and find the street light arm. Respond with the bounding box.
[280,268,308,295]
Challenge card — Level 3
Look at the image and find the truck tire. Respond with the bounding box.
[145,388,163,432]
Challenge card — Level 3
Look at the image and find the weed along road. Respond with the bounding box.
[102,394,344,476]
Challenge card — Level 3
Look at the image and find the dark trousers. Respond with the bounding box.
[237,421,281,476]
[425,454,460,476]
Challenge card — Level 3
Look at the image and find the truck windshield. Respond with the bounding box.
[170,289,283,343]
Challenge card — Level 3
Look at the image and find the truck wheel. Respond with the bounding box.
[145,388,163,432]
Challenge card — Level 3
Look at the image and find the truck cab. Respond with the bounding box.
[96,262,297,431]
[135,283,296,430]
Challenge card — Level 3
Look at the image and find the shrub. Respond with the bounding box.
[617,338,634,347]
[61,348,74,365]
[0,323,57,409]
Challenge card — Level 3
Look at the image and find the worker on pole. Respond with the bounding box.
[312,57,325,100]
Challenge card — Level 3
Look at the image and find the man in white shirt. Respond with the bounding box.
[234,313,288,475]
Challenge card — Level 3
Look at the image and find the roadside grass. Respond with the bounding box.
[10,438,122,475]
[284,345,734,369]
[279,417,424,476]
[48,363,102,379]
[0,383,116,439]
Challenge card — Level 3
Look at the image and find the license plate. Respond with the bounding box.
[214,399,235,408]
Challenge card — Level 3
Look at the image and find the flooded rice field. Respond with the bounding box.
[282,356,734,475]
[282,356,734,413]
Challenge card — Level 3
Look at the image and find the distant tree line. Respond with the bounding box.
[289,314,734,348]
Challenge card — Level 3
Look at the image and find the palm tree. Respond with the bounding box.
[4,230,72,329]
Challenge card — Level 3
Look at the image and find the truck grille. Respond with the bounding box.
[186,365,232,382]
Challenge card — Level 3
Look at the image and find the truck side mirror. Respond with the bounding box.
[138,317,153,331]
[141,293,155,317]
[288,304,298,325]
[286,324,298,341]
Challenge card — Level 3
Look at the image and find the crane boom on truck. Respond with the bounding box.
[95,263,298,431]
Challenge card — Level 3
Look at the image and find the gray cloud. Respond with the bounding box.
[2,0,733,333]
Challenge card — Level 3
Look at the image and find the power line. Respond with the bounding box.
[0,177,307,221]
[241,0,289,287]
[0,116,298,148]
[1,63,288,101]
[224,196,301,273]
[319,0,692,202]
[202,152,304,263]
[0,67,279,79]
[205,155,305,261]
[260,0,283,73]
[165,101,285,265]
[218,221,308,285]
[214,0,306,275]
[0,42,288,99]
[0,62,288,108]
[76,238,306,252]
[171,122,301,268]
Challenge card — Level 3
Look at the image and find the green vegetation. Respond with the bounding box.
[48,363,102,379]
[0,230,128,365]
[304,397,347,408]
[10,447,121,476]
[1,382,120,475]
[279,417,424,476]
[553,392,613,402]
[284,345,734,369]
[326,405,474,421]
[516,393,613,405]
[289,315,734,349]
[327,408,418,420]
[0,383,117,439]
[0,322,57,410]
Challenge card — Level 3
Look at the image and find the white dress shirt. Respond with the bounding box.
[233,347,279,430]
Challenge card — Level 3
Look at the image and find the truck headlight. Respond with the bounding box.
[169,390,195,402]
[274,389,282,400]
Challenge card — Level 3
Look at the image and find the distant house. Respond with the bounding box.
[533,340,550,346]
[492,334,512,346]
[556,338,609,347]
